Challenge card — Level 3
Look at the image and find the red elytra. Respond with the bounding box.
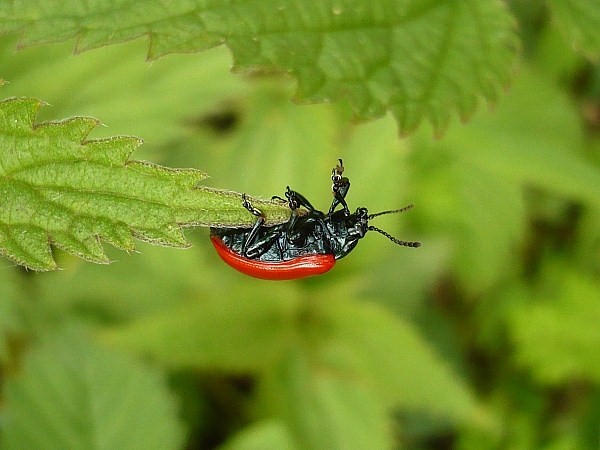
[210,236,335,280]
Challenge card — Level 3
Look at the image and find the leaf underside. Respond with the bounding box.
[0,0,519,135]
[0,97,289,271]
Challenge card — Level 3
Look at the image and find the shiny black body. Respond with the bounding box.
[210,160,420,263]
[211,195,369,262]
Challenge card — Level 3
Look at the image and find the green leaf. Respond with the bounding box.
[259,348,392,450]
[0,97,289,270]
[410,142,526,294]
[257,298,483,448]
[320,298,481,423]
[450,67,598,203]
[105,294,486,446]
[102,294,299,373]
[507,261,600,384]
[0,0,519,135]
[547,0,600,60]
[410,65,598,293]
[1,331,185,450]
[220,421,298,450]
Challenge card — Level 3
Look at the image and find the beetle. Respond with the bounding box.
[210,160,420,280]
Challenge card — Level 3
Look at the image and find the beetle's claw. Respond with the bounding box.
[241,194,263,218]
[285,187,300,210]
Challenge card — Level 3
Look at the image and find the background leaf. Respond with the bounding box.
[258,348,393,450]
[102,295,298,372]
[105,294,482,447]
[507,260,600,384]
[1,330,185,450]
[322,298,480,422]
[0,0,519,135]
[409,66,596,293]
[220,421,298,450]
[0,36,247,147]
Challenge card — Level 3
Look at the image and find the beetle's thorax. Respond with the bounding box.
[325,207,370,259]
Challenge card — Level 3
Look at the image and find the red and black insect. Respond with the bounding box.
[210,160,420,280]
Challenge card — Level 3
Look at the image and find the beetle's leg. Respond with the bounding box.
[285,186,316,212]
[242,193,263,217]
[329,159,350,215]
[283,187,303,237]
[271,195,286,203]
[283,185,321,235]
[241,194,266,257]
[279,187,327,250]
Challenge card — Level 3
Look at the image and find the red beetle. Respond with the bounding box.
[210,160,420,280]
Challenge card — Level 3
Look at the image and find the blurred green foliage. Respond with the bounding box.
[1,1,600,449]
[0,0,518,135]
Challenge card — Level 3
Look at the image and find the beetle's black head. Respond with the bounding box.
[330,205,420,260]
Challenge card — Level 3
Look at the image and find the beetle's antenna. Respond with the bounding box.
[368,226,421,247]
[368,204,414,219]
